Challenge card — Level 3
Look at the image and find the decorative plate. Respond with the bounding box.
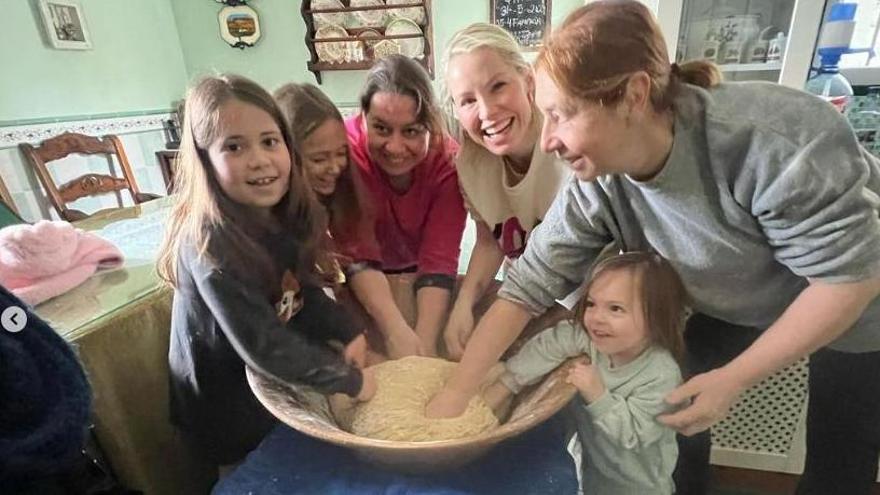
[385,18,423,59]
[358,28,382,52]
[311,0,347,29]
[315,24,350,64]
[348,0,387,28]
[218,5,261,49]
[372,39,401,60]
[386,0,426,25]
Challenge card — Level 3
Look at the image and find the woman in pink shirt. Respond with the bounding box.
[343,55,466,359]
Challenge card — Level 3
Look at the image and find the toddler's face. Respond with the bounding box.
[301,119,349,197]
[207,99,291,214]
[582,269,650,367]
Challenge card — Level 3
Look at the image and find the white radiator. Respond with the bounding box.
[709,357,880,481]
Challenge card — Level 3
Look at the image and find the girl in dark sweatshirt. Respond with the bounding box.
[156,74,375,469]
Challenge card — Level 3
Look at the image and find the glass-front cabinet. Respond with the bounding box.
[651,0,826,89]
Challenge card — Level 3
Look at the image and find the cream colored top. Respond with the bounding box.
[455,140,571,256]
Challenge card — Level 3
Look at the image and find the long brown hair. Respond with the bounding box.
[536,0,721,112]
[274,82,370,239]
[359,54,450,154]
[574,251,688,362]
[157,74,326,297]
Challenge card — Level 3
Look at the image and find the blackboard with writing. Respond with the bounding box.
[491,0,551,50]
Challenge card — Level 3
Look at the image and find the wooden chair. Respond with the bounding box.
[0,175,24,227]
[19,132,160,222]
[154,149,178,193]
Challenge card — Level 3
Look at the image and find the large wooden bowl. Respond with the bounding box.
[246,359,577,474]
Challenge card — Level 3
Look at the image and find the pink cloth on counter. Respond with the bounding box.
[0,220,123,306]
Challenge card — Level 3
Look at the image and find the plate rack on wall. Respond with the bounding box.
[301,1,434,84]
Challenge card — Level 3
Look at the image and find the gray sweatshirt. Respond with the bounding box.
[501,82,880,352]
[502,321,681,494]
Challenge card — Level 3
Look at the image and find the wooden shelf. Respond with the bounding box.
[306,2,424,14]
[300,1,434,84]
[308,57,428,71]
[308,60,378,72]
[308,33,423,43]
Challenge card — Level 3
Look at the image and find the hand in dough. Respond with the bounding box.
[357,367,377,401]
[344,334,368,369]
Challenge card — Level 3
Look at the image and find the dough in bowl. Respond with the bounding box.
[344,356,499,442]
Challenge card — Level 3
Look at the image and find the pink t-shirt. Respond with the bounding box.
[343,114,465,277]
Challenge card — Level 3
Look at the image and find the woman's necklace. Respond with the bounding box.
[502,155,529,187]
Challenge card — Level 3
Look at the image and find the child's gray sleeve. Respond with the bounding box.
[585,357,682,449]
[500,320,589,393]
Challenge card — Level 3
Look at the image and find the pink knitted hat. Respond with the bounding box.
[0,221,124,306]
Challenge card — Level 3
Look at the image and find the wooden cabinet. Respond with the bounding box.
[301,1,434,83]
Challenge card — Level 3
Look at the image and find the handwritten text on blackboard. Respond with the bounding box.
[492,0,549,48]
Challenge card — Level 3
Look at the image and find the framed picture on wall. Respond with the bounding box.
[218,4,262,49]
[38,0,92,50]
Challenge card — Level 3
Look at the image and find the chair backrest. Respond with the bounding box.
[0,174,17,213]
[19,132,150,222]
[0,175,23,227]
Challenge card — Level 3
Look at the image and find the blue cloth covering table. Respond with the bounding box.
[214,414,578,495]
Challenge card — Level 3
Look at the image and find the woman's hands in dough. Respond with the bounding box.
[417,334,439,358]
[658,367,745,436]
[443,305,475,360]
[385,324,421,359]
[425,386,470,418]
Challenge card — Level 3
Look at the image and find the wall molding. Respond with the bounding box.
[0,106,361,149]
[0,113,173,149]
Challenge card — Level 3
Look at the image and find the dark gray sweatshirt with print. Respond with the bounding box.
[168,238,362,463]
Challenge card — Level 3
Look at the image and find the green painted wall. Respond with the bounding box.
[1,0,585,122]
[0,0,187,123]
[171,0,584,106]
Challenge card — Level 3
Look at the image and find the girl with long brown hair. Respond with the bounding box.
[274,83,371,247]
[275,82,376,290]
[157,74,374,470]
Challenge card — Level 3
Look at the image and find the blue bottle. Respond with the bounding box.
[805,3,869,113]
